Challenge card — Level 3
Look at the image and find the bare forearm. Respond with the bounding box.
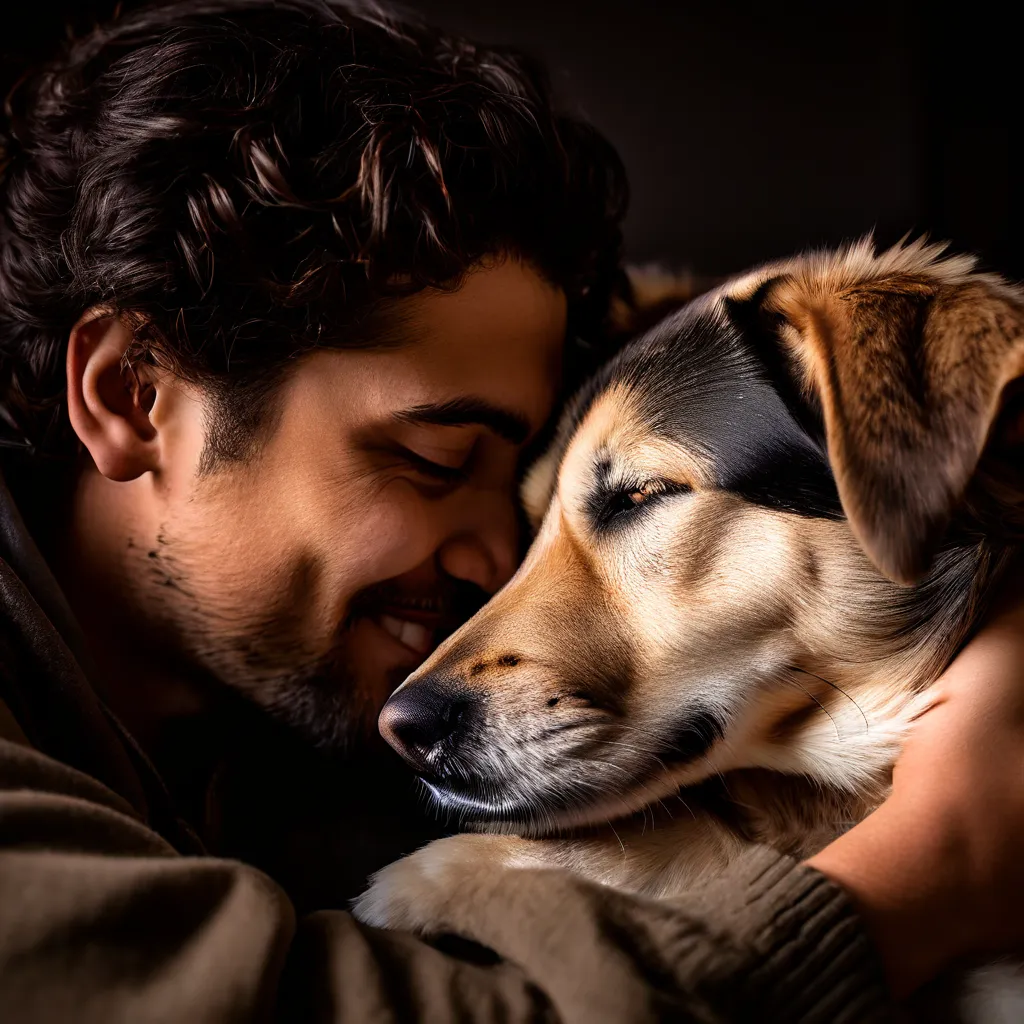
[807,797,966,998]
[809,586,1024,999]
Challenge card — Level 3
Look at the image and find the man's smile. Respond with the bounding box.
[377,612,438,657]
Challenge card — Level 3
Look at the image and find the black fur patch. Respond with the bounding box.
[562,292,845,522]
[658,707,725,765]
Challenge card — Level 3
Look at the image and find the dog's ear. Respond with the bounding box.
[769,265,1024,585]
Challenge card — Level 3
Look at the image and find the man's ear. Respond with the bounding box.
[66,312,160,481]
[769,258,1024,585]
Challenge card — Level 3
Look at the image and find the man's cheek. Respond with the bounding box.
[335,498,442,581]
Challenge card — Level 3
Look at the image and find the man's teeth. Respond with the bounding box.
[379,614,434,655]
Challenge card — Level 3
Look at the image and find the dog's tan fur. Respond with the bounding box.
[355,241,1024,1011]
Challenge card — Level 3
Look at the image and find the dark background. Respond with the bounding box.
[4,0,1020,277]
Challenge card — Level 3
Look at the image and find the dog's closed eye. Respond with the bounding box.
[589,479,692,530]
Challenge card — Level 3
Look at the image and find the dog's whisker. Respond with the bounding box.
[780,671,842,742]
[602,735,670,772]
[697,753,728,789]
[608,822,626,858]
[653,796,676,823]
[672,790,698,821]
[600,736,665,758]
[792,665,870,735]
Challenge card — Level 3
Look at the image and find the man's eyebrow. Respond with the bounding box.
[393,398,531,445]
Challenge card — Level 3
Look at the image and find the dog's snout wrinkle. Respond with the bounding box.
[468,653,522,677]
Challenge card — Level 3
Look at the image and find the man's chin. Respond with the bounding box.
[248,647,421,755]
[220,584,484,754]
[241,665,371,755]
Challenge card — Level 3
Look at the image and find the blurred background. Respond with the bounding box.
[5,0,1020,278]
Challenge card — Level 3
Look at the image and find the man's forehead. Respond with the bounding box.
[383,272,565,429]
[395,259,567,341]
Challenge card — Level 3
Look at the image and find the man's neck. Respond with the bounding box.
[44,461,221,803]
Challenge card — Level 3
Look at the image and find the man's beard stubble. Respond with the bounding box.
[262,576,489,749]
[137,531,488,752]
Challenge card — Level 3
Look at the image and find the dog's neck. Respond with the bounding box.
[743,529,1017,799]
[873,538,1015,688]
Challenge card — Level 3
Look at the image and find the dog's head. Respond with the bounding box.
[380,239,1024,832]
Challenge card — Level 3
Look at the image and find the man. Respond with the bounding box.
[3,2,1024,1022]
[1,0,629,904]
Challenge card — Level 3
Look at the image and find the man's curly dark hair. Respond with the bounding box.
[0,0,628,473]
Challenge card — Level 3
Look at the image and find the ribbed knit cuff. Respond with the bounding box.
[683,847,893,1023]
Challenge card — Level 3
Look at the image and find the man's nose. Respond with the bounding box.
[437,495,518,594]
[378,683,478,772]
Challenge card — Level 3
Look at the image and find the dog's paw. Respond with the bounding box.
[353,833,534,933]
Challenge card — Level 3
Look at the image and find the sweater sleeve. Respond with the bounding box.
[672,847,894,1022]
[353,843,895,1024]
[0,735,561,1024]
[0,731,893,1024]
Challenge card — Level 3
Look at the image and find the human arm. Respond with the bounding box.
[808,579,1024,998]
[0,733,557,1024]
[0,725,893,1023]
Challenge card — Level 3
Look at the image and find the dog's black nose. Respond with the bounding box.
[379,684,472,771]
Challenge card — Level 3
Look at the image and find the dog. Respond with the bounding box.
[354,238,1024,1015]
